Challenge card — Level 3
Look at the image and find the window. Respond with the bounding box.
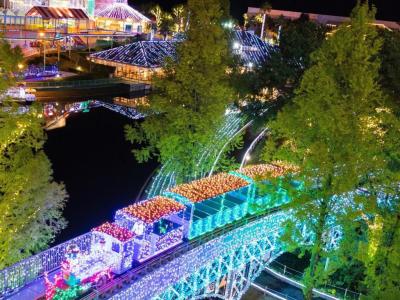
[112,242,120,253]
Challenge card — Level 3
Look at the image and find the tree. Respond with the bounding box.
[232,15,327,122]
[259,2,272,40]
[159,12,174,40]
[0,40,67,268]
[172,4,186,33]
[262,4,395,299]
[125,0,233,182]
[150,5,163,28]
[379,29,400,104]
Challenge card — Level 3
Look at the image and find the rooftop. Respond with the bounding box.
[247,7,400,30]
[120,196,185,224]
[90,40,177,68]
[170,173,249,203]
[25,6,89,19]
[95,2,150,22]
[90,30,272,68]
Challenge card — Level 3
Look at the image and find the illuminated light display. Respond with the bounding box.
[170,173,249,203]
[145,111,243,198]
[0,163,354,300]
[95,0,150,22]
[90,31,273,82]
[235,164,289,181]
[119,196,185,224]
[115,197,185,263]
[92,222,135,242]
[95,0,151,32]
[106,212,287,300]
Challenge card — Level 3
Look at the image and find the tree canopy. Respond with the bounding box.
[262,3,398,299]
[0,40,67,268]
[126,0,233,181]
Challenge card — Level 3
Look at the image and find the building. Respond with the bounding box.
[6,0,94,17]
[90,40,176,82]
[89,30,274,82]
[247,7,400,31]
[25,6,91,31]
[94,0,150,32]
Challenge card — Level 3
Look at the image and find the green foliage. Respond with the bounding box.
[232,15,327,123]
[379,29,400,103]
[0,40,67,268]
[0,39,23,93]
[126,0,233,182]
[53,285,83,300]
[262,3,398,299]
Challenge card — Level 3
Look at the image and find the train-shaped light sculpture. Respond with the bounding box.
[44,163,295,299]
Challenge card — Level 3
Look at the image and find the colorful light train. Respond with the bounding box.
[44,163,294,299]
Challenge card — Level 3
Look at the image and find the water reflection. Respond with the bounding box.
[42,95,149,130]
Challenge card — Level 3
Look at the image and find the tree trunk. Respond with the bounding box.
[304,197,329,300]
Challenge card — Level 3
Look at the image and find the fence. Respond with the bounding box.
[0,233,91,297]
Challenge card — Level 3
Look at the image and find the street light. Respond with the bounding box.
[39,31,46,70]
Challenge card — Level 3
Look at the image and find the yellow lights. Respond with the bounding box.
[17,63,24,70]
[76,66,82,71]
[39,31,45,37]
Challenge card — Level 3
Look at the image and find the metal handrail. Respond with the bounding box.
[267,261,362,300]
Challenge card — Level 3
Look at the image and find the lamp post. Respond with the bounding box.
[39,31,46,70]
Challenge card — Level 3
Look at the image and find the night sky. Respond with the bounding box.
[129,0,399,22]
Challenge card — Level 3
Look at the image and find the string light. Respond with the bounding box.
[170,173,249,203]
[118,197,185,224]
[92,222,135,242]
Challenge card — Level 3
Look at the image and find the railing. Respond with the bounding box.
[250,281,298,300]
[0,233,91,297]
[24,78,124,88]
[267,260,362,300]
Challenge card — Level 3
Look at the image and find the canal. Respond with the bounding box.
[43,102,158,244]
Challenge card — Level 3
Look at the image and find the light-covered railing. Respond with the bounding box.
[24,78,124,88]
[0,233,91,297]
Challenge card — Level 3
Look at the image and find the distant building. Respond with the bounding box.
[7,0,94,17]
[247,7,400,31]
[94,0,150,33]
[89,30,274,82]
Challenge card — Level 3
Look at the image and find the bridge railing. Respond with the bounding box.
[267,260,362,300]
[24,78,125,88]
[0,233,91,297]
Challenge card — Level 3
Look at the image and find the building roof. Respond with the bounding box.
[170,173,249,203]
[26,6,89,19]
[90,40,177,68]
[92,222,135,242]
[90,30,272,69]
[230,30,273,66]
[95,2,150,22]
[120,196,185,224]
[247,7,400,30]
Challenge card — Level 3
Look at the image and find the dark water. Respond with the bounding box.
[44,106,158,245]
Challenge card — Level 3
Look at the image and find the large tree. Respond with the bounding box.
[262,4,396,299]
[0,40,67,268]
[233,15,327,119]
[126,0,233,181]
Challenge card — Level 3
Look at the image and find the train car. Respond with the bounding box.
[114,196,186,262]
[44,164,293,300]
